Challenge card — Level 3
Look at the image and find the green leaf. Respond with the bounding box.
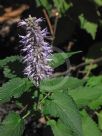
[36,0,52,14]
[51,51,81,68]
[80,110,101,136]
[0,78,33,103]
[0,56,20,68]
[86,76,102,87]
[88,94,102,110]
[48,120,75,136]
[94,0,102,6]
[97,111,102,130]
[0,112,24,136]
[84,76,102,109]
[40,76,84,92]
[69,86,102,108]
[43,92,83,136]
[53,0,72,14]
[3,66,17,79]
[79,14,98,39]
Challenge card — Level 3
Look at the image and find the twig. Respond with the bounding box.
[19,105,28,114]
[40,92,51,104]
[22,111,31,119]
[83,62,93,79]
[43,9,54,36]
[53,15,59,35]
[0,5,29,23]
[74,56,102,70]
[52,56,102,77]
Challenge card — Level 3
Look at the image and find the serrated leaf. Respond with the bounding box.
[80,110,101,136]
[48,120,74,136]
[79,14,98,39]
[40,76,84,92]
[0,78,33,103]
[51,51,81,68]
[0,56,20,68]
[43,92,83,136]
[0,112,24,136]
[69,86,102,108]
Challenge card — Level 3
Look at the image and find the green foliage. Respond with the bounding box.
[1,1,102,135]
[35,0,101,39]
[80,110,101,136]
[97,111,102,130]
[93,0,102,6]
[88,95,102,109]
[48,120,75,136]
[0,56,22,79]
[40,76,84,92]
[36,0,72,15]
[51,51,81,68]
[36,0,52,14]
[43,92,83,136]
[86,76,102,87]
[79,14,98,39]
[83,76,102,109]
[1,55,102,136]
[0,78,32,103]
[0,56,20,68]
[3,66,17,79]
[53,0,72,14]
[69,86,102,108]
[0,112,24,136]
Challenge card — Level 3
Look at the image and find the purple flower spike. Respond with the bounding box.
[18,15,53,86]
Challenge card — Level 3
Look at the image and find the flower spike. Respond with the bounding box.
[18,15,53,86]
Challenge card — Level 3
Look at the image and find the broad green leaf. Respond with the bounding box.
[86,76,102,87]
[0,56,20,68]
[0,112,24,136]
[69,86,102,108]
[79,14,98,39]
[51,51,81,68]
[40,76,84,92]
[0,78,33,103]
[80,110,101,136]
[43,92,83,136]
[97,111,102,130]
[85,76,102,109]
[48,120,75,136]
[88,94,102,109]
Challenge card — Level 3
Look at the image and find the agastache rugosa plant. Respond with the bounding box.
[18,15,53,86]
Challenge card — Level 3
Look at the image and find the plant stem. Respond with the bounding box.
[43,9,54,37]
[22,111,31,119]
[40,92,51,104]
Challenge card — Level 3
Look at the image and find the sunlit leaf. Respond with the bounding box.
[0,112,24,136]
